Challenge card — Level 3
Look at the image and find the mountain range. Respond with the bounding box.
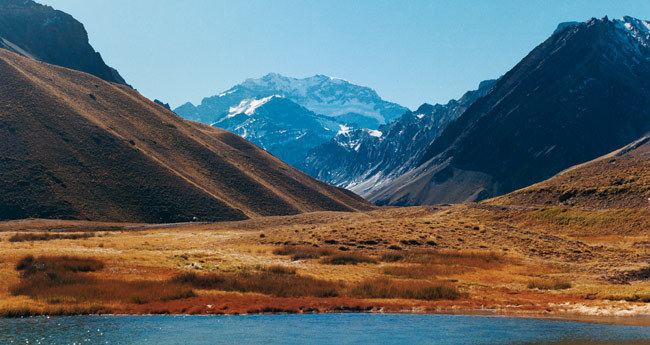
[175,73,408,129]
[174,73,408,166]
[367,16,650,205]
[0,0,648,223]
[303,16,650,206]
[301,79,496,195]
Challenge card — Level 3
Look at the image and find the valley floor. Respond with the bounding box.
[0,204,648,325]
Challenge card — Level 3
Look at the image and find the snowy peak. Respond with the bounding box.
[213,96,344,166]
[241,73,352,95]
[227,95,280,117]
[554,16,650,48]
[175,73,408,129]
[613,16,650,46]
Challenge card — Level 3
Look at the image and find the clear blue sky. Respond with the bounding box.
[40,0,650,109]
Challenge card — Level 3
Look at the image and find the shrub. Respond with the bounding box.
[380,252,404,262]
[171,270,340,297]
[350,278,460,300]
[320,253,376,265]
[272,245,333,260]
[262,265,296,275]
[527,279,572,290]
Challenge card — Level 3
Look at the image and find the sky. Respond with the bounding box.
[40,0,650,109]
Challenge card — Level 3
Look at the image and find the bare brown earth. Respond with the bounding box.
[0,49,370,223]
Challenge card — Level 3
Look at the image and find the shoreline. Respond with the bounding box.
[2,307,649,327]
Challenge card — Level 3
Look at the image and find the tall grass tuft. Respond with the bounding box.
[350,278,460,300]
[320,253,377,265]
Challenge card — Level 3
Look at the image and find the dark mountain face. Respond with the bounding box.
[212,96,342,166]
[301,80,495,196]
[0,0,126,84]
[369,17,650,205]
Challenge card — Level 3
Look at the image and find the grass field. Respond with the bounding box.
[0,203,647,323]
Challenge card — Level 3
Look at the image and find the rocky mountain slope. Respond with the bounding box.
[369,16,650,205]
[0,0,126,84]
[0,49,371,223]
[175,73,408,129]
[302,80,495,195]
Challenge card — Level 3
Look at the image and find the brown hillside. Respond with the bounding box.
[491,135,650,209]
[0,50,371,223]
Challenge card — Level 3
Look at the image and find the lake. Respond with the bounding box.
[0,314,649,345]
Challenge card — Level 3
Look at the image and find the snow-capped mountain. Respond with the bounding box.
[175,73,408,129]
[212,96,342,166]
[301,80,496,195]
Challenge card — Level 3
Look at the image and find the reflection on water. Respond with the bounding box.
[0,314,648,345]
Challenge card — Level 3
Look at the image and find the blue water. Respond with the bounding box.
[0,314,648,345]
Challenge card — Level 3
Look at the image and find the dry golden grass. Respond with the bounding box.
[349,278,460,300]
[0,202,646,320]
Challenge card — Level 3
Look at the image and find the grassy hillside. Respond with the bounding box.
[0,50,370,223]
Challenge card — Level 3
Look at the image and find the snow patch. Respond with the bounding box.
[416,114,425,119]
[337,124,351,135]
[227,95,279,118]
[218,89,236,97]
[614,16,650,47]
[365,129,383,138]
